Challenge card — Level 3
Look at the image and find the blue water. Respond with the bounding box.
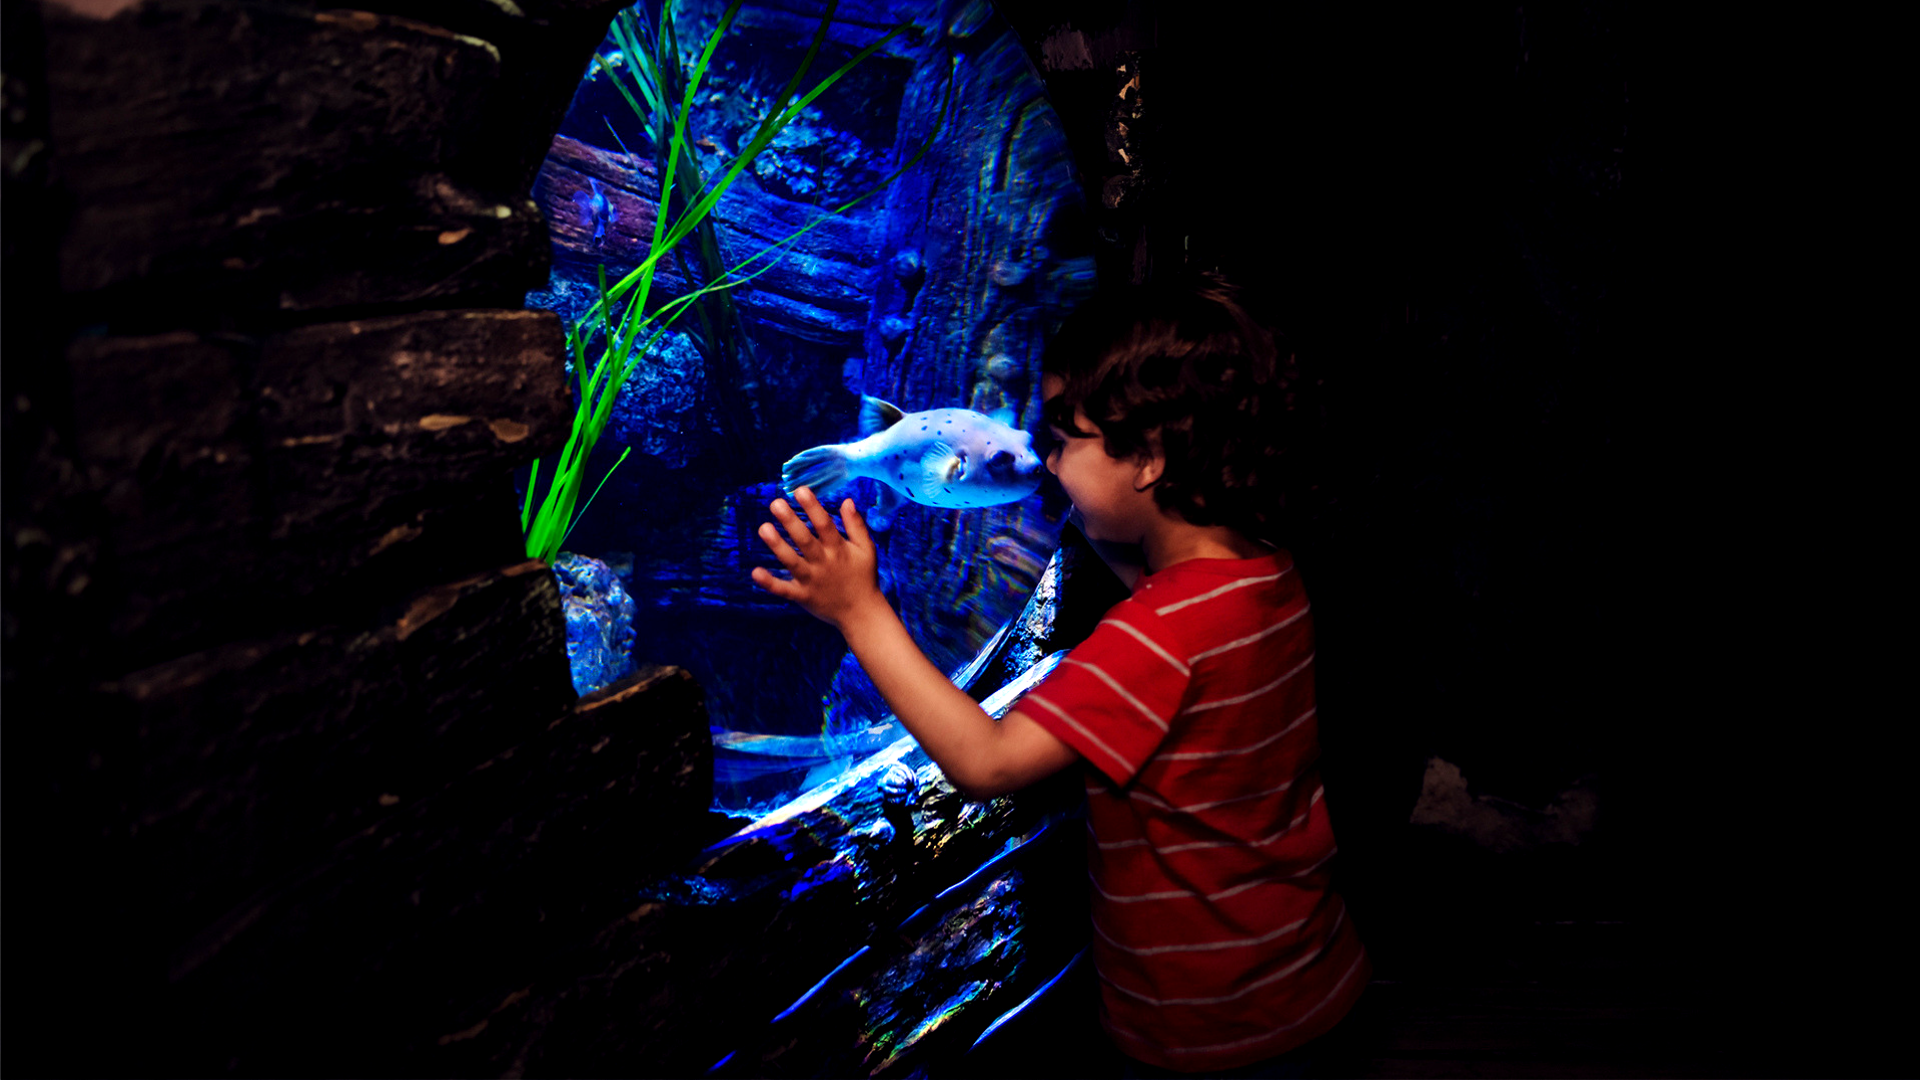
[526,0,1093,811]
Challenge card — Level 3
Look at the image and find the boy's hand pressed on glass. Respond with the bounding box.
[750,487,885,631]
[750,486,1077,800]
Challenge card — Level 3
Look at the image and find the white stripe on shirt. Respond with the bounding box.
[1131,776,1295,815]
[1182,653,1313,714]
[1092,787,1324,851]
[1185,604,1310,665]
[1097,906,1347,1006]
[1160,708,1315,760]
[1098,789,1323,853]
[1153,568,1291,616]
[1094,914,1308,957]
[1102,616,1192,676]
[1106,949,1366,1055]
[1023,692,1138,777]
[1090,866,1316,904]
[1060,658,1171,731]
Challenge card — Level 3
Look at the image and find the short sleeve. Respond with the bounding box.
[1015,601,1191,785]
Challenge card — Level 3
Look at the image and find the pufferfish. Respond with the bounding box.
[781,396,1044,527]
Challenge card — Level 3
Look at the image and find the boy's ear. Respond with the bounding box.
[1132,450,1165,492]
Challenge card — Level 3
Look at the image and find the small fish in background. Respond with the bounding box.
[570,177,616,245]
[781,396,1044,529]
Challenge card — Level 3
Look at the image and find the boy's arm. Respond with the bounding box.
[751,488,1079,801]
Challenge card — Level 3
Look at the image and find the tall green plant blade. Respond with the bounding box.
[521,457,541,533]
[526,0,924,563]
[594,52,651,125]
[627,0,739,322]
[573,72,955,380]
[613,10,666,117]
[574,7,902,331]
[563,445,632,547]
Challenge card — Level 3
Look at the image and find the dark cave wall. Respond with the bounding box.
[1,0,719,1073]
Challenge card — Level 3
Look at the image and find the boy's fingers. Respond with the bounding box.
[769,498,817,550]
[750,566,800,600]
[841,498,872,548]
[757,522,803,568]
[793,486,838,544]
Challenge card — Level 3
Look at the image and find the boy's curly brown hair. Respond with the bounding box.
[1040,272,1301,543]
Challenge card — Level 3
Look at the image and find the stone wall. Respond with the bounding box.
[2,0,721,1072]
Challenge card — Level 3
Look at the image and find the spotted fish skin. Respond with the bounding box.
[780,396,1044,511]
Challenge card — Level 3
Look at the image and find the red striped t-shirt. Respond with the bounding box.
[1017,550,1369,1071]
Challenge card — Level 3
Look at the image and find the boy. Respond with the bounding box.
[751,275,1368,1076]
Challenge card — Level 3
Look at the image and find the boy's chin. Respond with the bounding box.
[1071,510,1136,547]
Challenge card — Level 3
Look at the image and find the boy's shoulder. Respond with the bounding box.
[1131,549,1296,606]
[1116,549,1301,652]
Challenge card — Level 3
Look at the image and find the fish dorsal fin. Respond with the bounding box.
[987,405,1016,428]
[919,440,961,500]
[860,396,906,436]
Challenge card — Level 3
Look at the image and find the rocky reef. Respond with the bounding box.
[553,552,639,696]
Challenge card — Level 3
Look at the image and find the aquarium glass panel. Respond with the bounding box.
[525,0,1094,815]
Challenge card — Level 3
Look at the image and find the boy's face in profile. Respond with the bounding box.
[1040,373,1165,546]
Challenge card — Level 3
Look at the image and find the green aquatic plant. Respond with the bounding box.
[521,0,951,564]
[604,1,765,465]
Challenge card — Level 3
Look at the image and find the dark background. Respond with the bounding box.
[994,0,1888,1075]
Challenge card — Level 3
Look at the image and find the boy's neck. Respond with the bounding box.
[1141,515,1270,575]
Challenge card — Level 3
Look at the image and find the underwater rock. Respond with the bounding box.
[748,105,880,202]
[552,552,638,696]
[891,248,924,284]
[879,315,911,351]
[601,327,708,469]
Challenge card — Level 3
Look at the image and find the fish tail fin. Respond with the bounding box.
[781,445,855,500]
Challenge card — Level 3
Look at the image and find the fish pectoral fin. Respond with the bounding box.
[918,441,964,500]
[859,396,906,437]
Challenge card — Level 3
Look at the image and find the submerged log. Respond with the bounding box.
[534,133,882,345]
